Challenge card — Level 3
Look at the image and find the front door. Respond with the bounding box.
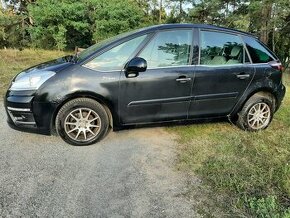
[188,30,254,118]
[119,29,195,124]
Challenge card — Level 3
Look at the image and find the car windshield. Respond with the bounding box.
[76,29,143,62]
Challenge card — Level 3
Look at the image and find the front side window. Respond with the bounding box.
[243,36,276,63]
[138,29,193,68]
[84,34,147,71]
[200,31,247,65]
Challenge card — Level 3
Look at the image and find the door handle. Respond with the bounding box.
[236,73,250,80]
[125,71,139,78]
[176,77,192,83]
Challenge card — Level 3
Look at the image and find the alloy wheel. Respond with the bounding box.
[247,102,271,130]
[64,108,101,142]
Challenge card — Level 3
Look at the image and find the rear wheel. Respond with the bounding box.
[236,93,275,131]
[56,98,109,146]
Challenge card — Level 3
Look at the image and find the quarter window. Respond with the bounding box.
[243,36,275,63]
[84,35,147,71]
[138,29,193,68]
[200,31,248,65]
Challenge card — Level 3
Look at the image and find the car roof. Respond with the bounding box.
[137,23,256,38]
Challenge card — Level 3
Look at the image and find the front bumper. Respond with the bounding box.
[4,91,54,135]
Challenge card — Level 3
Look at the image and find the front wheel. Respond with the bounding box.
[236,93,275,131]
[55,98,109,146]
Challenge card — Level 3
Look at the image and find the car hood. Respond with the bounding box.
[23,55,75,74]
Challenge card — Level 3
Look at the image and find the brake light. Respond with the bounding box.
[269,61,284,71]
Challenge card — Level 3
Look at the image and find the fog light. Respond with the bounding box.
[7,107,36,125]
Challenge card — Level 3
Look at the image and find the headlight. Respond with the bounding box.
[10,70,56,91]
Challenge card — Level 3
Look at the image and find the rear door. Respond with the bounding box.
[119,29,195,124]
[188,29,254,118]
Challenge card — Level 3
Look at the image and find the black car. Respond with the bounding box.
[4,24,286,146]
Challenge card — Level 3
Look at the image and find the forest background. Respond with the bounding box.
[0,0,289,68]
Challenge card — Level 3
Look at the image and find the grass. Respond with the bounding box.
[0,49,289,217]
[0,49,68,97]
[170,74,290,217]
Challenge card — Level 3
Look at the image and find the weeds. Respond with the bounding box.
[170,74,290,217]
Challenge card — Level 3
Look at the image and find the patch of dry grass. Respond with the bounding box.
[0,49,69,97]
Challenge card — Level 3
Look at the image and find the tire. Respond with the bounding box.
[236,93,275,131]
[55,98,109,146]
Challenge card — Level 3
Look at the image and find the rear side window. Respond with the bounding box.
[200,31,248,65]
[138,29,193,68]
[242,36,276,63]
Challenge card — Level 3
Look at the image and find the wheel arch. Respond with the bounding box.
[50,91,117,135]
[230,87,277,119]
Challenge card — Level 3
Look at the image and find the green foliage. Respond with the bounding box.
[0,9,26,48]
[91,0,145,41]
[53,25,67,50]
[247,196,290,218]
[27,0,92,49]
[23,0,147,49]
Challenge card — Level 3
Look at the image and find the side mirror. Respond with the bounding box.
[125,57,147,78]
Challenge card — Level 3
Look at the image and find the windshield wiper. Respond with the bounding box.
[62,55,78,63]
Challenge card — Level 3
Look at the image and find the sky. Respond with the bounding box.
[1,0,8,9]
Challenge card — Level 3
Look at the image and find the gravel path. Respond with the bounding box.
[0,102,199,217]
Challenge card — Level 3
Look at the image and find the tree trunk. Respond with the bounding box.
[260,2,273,44]
[159,0,162,24]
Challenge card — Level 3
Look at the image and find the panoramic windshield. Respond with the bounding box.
[77,30,142,62]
